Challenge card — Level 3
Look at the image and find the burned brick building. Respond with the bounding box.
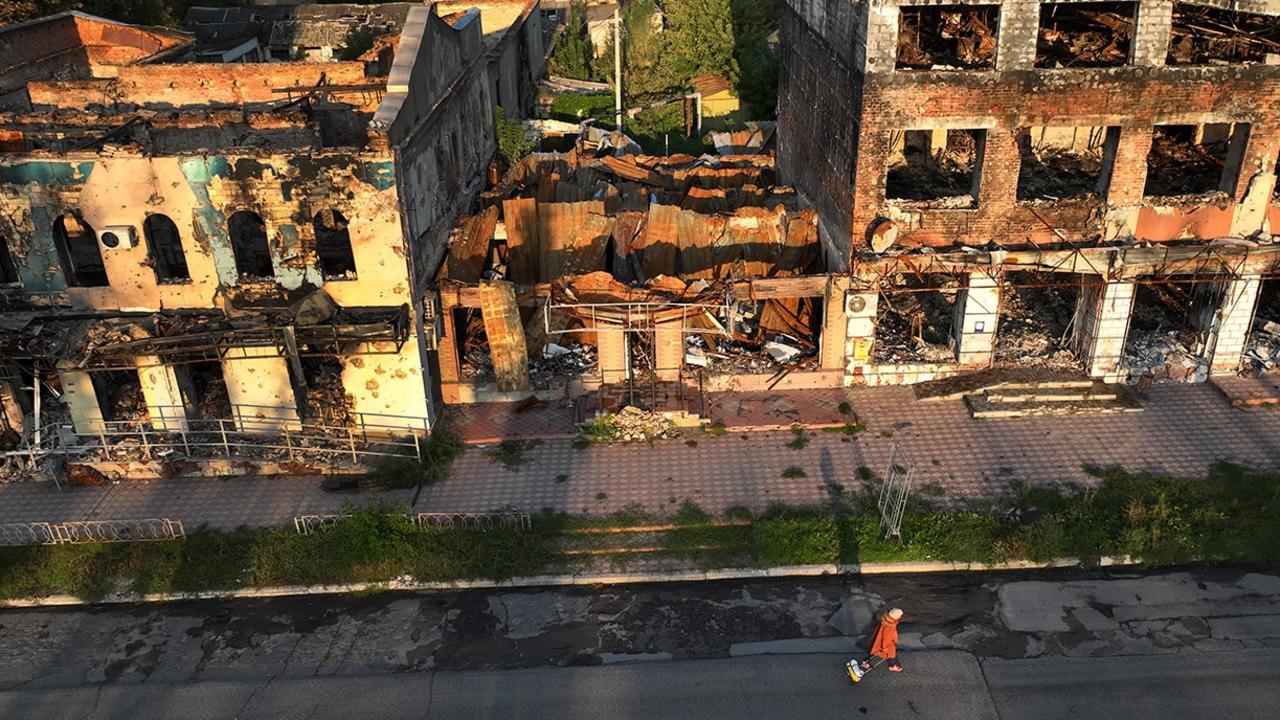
[0,3,544,468]
[778,0,1280,386]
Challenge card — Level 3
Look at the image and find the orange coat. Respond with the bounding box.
[870,615,900,658]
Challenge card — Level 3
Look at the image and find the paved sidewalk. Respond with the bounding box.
[1,383,1279,529]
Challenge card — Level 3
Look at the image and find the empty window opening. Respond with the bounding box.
[896,5,999,70]
[53,212,108,287]
[227,210,274,281]
[90,370,145,423]
[873,275,960,364]
[1247,278,1280,373]
[995,271,1085,367]
[176,361,231,425]
[1144,123,1249,198]
[1035,2,1136,68]
[1017,126,1116,201]
[1168,3,1280,66]
[1124,278,1219,383]
[313,209,357,280]
[886,129,984,207]
[0,236,18,284]
[298,355,354,426]
[143,214,190,283]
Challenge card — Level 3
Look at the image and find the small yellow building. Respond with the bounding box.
[691,74,741,130]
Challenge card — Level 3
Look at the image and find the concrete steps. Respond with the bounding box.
[914,368,1094,402]
[964,382,1142,418]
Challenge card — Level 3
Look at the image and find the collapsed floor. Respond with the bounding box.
[1124,281,1214,383]
[1246,278,1280,374]
[439,148,824,391]
[872,276,959,364]
[994,272,1082,368]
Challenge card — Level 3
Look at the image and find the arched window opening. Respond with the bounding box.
[53,212,107,287]
[143,214,190,283]
[313,209,357,280]
[0,236,18,284]
[226,210,273,281]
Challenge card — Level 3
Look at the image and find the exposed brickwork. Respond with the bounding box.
[778,6,859,266]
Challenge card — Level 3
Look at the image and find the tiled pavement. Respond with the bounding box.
[2,383,1279,530]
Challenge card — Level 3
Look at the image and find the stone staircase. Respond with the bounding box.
[963,379,1143,418]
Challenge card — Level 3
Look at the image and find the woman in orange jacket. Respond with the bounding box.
[860,607,904,672]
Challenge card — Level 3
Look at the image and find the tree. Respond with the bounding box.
[548,1,596,81]
[665,0,739,86]
[494,107,533,168]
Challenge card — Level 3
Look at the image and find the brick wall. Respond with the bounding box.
[778,6,860,267]
[27,63,372,110]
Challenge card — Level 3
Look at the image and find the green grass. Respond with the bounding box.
[786,427,810,450]
[369,427,465,488]
[4,464,1276,601]
[781,466,807,479]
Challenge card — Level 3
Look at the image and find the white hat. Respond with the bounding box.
[888,608,904,619]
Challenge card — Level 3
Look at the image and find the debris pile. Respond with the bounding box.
[897,6,998,70]
[1143,125,1230,198]
[530,343,598,385]
[1245,320,1280,374]
[1124,332,1208,384]
[995,275,1081,368]
[886,129,978,204]
[873,278,960,363]
[1017,142,1104,201]
[589,405,678,442]
[1035,3,1134,68]
[1168,4,1280,66]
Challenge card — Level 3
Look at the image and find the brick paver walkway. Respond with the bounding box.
[2,384,1278,529]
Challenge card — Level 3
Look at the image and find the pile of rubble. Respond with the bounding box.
[995,279,1081,367]
[589,405,678,442]
[1124,332,1208,384]
[530,343,598,385]
[1244,320,1280,374]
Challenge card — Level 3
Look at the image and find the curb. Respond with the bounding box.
[0,555,1137,609]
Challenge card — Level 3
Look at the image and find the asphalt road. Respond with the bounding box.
[2,648,1277,720]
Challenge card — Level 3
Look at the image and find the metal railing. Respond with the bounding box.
[877,442,913,541]
[293,511,533,536]
[3,404,431,465]
[0,518,185,546]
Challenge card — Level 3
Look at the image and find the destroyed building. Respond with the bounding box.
[433,150,832,413]
[774,0,1280,386]
[0,3,545,465]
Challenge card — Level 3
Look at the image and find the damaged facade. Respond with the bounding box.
[777,0,1280,386]
[0,3,544,468]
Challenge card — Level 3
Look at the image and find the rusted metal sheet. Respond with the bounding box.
[478,280,530,392]
[537,201,614,282]
[502,197,539,283]
[447,206,498,283]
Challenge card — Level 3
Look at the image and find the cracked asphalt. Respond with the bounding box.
[1,565,1278,718]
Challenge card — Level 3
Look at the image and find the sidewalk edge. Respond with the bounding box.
[0,555,1138,608]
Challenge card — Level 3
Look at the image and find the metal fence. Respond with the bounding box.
[878,442,913,541]
[293,511,534,536]
[0,518,185,546]
[4,404,430,466]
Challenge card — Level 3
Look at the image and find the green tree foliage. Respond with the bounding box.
[494,106,534,168]
[730,0,779,119]
[1,0,176,26]
[337,27,376,61]
[665,0,739,86]
[548,0,596,81]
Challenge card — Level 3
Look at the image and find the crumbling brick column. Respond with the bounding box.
[1132,0,1174,68]
[654,316,684,381]
[135,357,188,432]
[994,0,1039,71]
[221,347,302,432]
[1209,274,1263,376]
[953,271,1001,367]
[1072,279,1135,381]
[820,277,853,371]
[55,361,105,435]
[596,322,628,383]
